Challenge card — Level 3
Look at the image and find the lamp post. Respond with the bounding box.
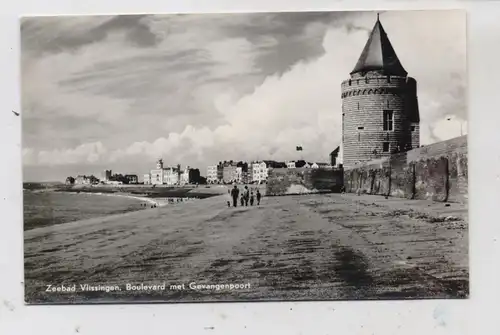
[446,116,463,136]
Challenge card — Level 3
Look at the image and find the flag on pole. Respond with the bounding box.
[296,146,303,151]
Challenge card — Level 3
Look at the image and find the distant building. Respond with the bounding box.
[251,162,266,183]
[236,161,249,183]
[247,163,254,182]
[163,166,180,185]
[252,160,286,183]
[146,159,182,185]
[330,147,340,167]
[222,161,237,184]
[295,160,311,168]
[75,175,90,185]
[101,170,112,182]
[125,174,138,184]
[235,167,243,183]
[213,162,224,182]
[207,165,218,184]
[266,160,287,169]
[286,161,296,169]
[150,169,163,184]
[150,159,165,185]
[180,166,191,185]
[75,175,98,185]
[311,162,331,169]
[188,168,201,184]
[143,173,151,185]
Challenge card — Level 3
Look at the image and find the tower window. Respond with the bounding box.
[411,125,416,131]
[357,126,364,130]
[383,110,393,131]
[383,142,390,152]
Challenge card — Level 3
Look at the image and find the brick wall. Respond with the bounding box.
[341,75,419,169]
[266,168,344,196]
[344,135,467,203]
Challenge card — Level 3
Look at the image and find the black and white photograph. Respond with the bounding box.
[22,9,468,304]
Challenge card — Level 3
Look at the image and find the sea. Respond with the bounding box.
[23,191,150,231]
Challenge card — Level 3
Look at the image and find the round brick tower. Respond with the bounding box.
[341,16,420,169]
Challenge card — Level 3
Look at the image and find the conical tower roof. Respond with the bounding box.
[351,15,407,76]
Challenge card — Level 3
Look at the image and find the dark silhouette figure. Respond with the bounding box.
[230,185,240,207]
[240,195,244,207]
[250,192,254,206]
[256,190,261,205]
[243,186,250,206]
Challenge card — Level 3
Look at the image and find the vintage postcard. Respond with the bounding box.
[22,9,468,304]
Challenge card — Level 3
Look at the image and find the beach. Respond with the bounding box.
[23,184,227,231]
[24,189,468,304]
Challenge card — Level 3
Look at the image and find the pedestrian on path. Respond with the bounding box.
[256,190,261,205]
[243,186,250,206]
[231,185,240,207]
[250,192,255,206]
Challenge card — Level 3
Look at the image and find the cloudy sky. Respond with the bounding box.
[21,10,466,182]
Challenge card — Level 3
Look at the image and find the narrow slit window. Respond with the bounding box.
[383,110,393,131]
[383,142,390,152]
[357,126,364,130]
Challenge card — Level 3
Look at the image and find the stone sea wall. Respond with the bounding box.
[343,135,468,203]
[266,168,344,196]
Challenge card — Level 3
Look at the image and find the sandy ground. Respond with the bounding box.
[24,191,468,304]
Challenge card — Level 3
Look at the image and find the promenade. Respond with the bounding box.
[24,190,468,303]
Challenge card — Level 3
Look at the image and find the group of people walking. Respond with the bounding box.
[228,185,261,208]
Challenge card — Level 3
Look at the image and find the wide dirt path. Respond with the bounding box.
[24,193,468,304]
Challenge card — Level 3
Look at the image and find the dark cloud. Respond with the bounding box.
[221,11,339,39]
[21,17,105,54]
[21,14,160,55]
[58,49,215,99]
[216,11,366,76]
[254,36,325,75]
[96,15,160,47]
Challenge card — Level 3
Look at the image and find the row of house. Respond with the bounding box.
[206,160,333,185]
[72,172,139,186]
[99,170,139,185]
[143,159,201,186]
[74,175,99,185]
